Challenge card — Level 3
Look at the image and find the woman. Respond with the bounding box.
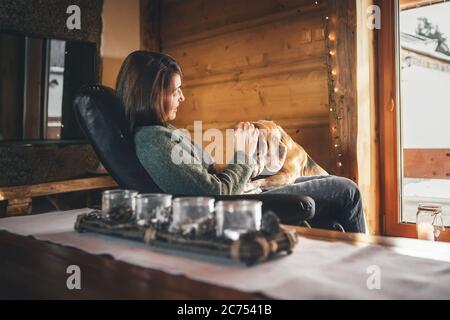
[116,51,366,233]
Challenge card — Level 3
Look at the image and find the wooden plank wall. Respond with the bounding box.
[160,0,334,173]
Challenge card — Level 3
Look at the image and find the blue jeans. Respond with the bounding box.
[263,175,366,233]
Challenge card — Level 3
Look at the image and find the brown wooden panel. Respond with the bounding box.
[140,0,161,52]
[161,0,322,46]
[167,12,325,79]
[173,67,328,124]
[403,149,450,179]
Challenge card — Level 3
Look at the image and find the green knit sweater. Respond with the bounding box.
[134,124,256,195]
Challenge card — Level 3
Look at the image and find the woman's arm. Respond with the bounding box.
[135,126,256,195]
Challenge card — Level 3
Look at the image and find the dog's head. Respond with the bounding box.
[251,120,288,178]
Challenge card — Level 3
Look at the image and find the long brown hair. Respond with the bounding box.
[115,51,182,134]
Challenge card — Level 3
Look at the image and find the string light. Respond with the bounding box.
[324,11,345,172]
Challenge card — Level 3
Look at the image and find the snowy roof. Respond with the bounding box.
[401,32,450,62]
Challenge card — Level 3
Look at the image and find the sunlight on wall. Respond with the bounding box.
[101,0,141,88]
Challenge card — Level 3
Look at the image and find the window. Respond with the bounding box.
[378,0,450,241]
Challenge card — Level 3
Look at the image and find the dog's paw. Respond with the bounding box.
[244,181,261,193]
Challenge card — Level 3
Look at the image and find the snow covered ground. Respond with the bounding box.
[402,179,450,226]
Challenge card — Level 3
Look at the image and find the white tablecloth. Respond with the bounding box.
[1,208,450,299]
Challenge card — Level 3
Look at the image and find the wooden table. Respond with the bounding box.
[2,223,450,300]
[0,230,264,299]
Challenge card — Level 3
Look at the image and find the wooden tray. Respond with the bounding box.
[74,210,297,266]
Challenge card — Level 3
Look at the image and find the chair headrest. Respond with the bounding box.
[73,85,163,193]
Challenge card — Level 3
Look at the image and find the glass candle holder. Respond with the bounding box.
[215,200,262,240]
[102,189,138,214]
[169,197,215,233]
[135,194,172,226]
[416,203,445,241]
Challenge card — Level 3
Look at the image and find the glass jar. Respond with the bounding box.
[135,194,172,226]
[169,197,215,233]
[215,200,262,240]
[102,189,138,214]
[416,203,445,241]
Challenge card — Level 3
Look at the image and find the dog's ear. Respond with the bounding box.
[276,124,288,135]
[265,139,287,173]
[278,141,288,163]
[276,125,291,145]
[252,120,266,130]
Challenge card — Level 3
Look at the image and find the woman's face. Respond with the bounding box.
[165,73,185,121]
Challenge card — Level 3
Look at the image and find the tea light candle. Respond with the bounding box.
[417,222,435,241]
[102,189,138,213]
[135,194,172,226]
[169,197,215,233]
[215,200,262,240]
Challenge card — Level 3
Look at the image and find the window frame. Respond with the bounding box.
[377,0,450,241]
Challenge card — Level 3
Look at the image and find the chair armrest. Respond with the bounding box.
[212,193,315,226]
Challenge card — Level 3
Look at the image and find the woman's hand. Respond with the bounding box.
[234,122,259,157]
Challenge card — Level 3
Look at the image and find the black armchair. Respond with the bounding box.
[72,85,315,226]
